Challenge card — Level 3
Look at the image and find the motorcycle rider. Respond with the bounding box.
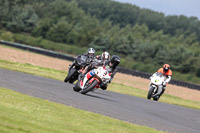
[68,48,95,70]
[81,51,110,76]
[86,47,96,62]
[64,48,95,83]
[100,55,120,90]
[153,64,172,97]
[96,51,110,64]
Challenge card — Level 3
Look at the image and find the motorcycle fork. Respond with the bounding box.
[80,71,95,89]
[153,86,162,97]
[151,85,158,96]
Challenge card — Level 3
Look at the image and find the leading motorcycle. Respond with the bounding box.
[147,72,165,101]
[73,66,111,94]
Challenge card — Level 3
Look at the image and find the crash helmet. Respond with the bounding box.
[87,48,95,58]
[101,51,110,61]
[110,55,120,68]
[163,64,170,73]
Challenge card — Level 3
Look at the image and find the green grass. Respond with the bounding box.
[0,87,165,133]
[0,59,65,81]
[108,83,200,110]
[0,59,200,110]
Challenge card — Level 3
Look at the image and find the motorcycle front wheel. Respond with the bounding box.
[73,81,81,92]
[80,80,98,94]
[64,68,76,83]
[147,86,155,100]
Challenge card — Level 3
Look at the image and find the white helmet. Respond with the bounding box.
[101,51,110,61]
[88,48,95,57]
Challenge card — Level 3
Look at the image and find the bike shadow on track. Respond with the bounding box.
[92,91,111,96]
[84,93,117,102]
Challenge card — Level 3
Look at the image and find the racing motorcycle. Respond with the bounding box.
[64,55,89,84]
[73,66,111,94]
[147,72,165,101]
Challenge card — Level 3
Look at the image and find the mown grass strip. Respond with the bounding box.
[0,59,200,110]
[0,87,165,133]
[108,83,200,110]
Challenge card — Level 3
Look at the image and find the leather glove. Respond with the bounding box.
[108,79,112,83]
[162,82,166,87]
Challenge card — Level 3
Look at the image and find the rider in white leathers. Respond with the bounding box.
[150,64,172,97]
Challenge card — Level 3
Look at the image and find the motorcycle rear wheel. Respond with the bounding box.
[153,96,159,101]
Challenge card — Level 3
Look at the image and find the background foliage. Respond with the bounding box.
[0,0,200,83]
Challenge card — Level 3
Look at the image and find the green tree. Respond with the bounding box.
[6,5,38,32]
[32,18,54,37]
[46,21,73,43]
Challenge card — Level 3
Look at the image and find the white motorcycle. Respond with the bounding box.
[147,72,165,101]
[73,66,111,94]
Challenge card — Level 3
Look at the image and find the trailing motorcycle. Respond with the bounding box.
[147,72,165,101]
[64,55,89,84]
[73,66,111,94]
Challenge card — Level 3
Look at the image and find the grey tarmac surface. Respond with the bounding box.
[0,68,200,133]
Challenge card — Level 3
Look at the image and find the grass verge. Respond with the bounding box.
[0,87,165,133]
[0,59,200,110]
[108,83,200,110]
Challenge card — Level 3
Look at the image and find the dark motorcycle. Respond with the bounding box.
[64,55,89,84]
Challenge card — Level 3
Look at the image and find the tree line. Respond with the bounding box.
[0,0,200,79]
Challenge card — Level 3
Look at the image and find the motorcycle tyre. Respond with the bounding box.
[80,80,98,94]
[73,81,81,92]
[147,87,154,100]
[64,68,76,83]
[153,96,160,101]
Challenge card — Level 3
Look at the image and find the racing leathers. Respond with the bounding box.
[100,62,118,90]
[68,53,95,71]
[80,57,106,77]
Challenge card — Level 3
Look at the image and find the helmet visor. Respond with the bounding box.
[164,67,169,73]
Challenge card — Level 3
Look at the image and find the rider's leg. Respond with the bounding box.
[156,85,163,96]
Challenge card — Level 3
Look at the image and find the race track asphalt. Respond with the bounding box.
[0,68,200,133]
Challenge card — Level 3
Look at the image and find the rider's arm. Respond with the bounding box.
[69,61,75,70]
[96,55,102,60]
[91,61,103,68]
[84,61,102,73]
[109,68,117,83]
[165,75,171,83]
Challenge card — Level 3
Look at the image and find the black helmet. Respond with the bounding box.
[110,55,120,68]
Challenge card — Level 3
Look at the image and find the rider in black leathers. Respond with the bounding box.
[64,48,96,83]
[100,55,120,90]
[68,48,96,72]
